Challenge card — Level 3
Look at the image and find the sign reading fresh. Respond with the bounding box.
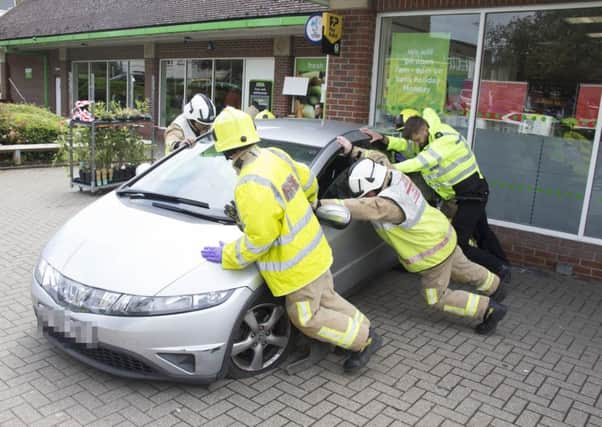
[294,57,326,119]
[385,32,450,114]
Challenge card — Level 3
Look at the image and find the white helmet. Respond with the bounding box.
[183,93,216,125]
[348,159,388,197]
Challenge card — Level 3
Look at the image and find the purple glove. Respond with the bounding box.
[201,241,225,263]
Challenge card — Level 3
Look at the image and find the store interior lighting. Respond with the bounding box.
[586,32,602,38]
[565,16,602,24]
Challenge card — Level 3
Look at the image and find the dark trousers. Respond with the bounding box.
[452,198,508,274]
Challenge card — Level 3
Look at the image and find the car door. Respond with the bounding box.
[311,132,397,296]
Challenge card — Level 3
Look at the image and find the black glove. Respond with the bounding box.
[224,200,244,231]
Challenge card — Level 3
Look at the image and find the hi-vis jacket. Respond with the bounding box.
[222,146,332,296]
[388,108,482,201]
[325,169,456,273]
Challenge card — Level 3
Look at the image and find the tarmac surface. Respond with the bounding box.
[1,167,602,426]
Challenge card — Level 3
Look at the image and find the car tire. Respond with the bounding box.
[227,287,295,379]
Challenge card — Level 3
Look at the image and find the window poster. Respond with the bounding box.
[293,57,326,119]
[385,32,450,115]
[477,80,528,120]
[249,80,273,112]
[576,84,602,128]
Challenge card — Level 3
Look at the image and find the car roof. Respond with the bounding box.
[255,118,364,148]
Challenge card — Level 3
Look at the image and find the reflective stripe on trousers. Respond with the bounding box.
[443,293,480,318]
[317,309,365,349]
[296,301,312,327]
[424,288,438,305]
[476,271,495,293]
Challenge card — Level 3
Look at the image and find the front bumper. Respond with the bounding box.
[31,278,253,383]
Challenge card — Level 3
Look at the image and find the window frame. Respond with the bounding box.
[70,59,144,110]
[158,57,245,127]
[370,2,602,246]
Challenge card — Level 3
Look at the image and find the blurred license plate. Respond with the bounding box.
[36,304,98,345]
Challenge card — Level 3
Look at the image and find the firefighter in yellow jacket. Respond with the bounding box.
[360,108,510,283]
[200,107,382,372]
[320,157,508,335]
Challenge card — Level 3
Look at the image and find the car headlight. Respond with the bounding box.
[34,258,234,316]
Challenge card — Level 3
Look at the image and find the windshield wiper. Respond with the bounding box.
[151,202,234,224]
[116,189,209,209]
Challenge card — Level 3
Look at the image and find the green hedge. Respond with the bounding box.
[0,103,66,146]
[0,103,67,165]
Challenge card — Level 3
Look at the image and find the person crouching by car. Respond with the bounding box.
[320,158,509,336]
[200,107,382,372]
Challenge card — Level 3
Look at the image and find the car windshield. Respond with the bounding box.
[128,136,321,209]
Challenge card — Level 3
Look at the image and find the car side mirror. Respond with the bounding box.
[315,203,351,229]
[135,163,152,175]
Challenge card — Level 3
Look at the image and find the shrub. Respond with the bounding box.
[0,103,67,146]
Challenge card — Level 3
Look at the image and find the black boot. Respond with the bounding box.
[475,300,507,335]
[497,264,512,283]
[343,328,382,373]
[489,281,506,303]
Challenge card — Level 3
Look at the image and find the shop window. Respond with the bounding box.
[109,61,128,106]
[74,62,89,103]
[72,60,146,112]
[130,60,145,107]
[585,133,602,238]
[90,62,107,105]
[159,58,243,126]
[374,14,480,138]
[473,8,602,234]
[215,60,243,113]
[293,57,326,119]
[160,59,185,127]
[186,60,212,106]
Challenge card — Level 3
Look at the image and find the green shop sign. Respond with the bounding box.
[385,32,450,114]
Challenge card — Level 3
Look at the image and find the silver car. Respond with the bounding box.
[31,119,397,383]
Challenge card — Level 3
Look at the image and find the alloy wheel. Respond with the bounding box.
[230,303,291,372]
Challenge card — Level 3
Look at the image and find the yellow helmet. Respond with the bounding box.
[213,107,260,153]
[255,110,275,120]
[394,108,420,129]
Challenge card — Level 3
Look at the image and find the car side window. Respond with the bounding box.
[317,129,372,199]
[318,153,354,199]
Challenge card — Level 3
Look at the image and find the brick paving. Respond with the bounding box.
[1,167,602,427]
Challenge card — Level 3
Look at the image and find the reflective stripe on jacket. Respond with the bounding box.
[393,108,482,200]
[386,135,421,160]
[372,170,457,272]
[221,147,332,296]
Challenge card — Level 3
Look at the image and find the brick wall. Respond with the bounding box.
[325,8,375,124]
[6,53,44,106]
[494,225,602,280]
[294,36,323,57]
[156,39,273,58]
[273,55,294,118]
[69,46,144,61]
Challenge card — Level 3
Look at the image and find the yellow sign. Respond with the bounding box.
[322,13,342,44]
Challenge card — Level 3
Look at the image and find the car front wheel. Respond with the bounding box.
[227,291,294,378]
